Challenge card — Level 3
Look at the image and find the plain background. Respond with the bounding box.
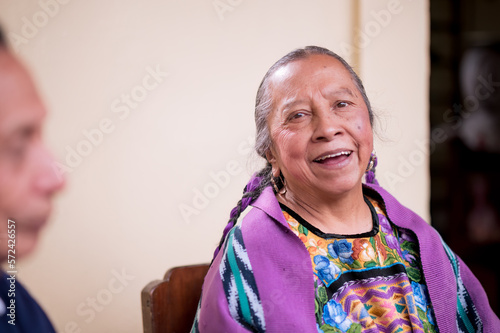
[0,1,428,332]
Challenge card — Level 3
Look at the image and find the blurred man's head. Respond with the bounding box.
[0,27,64,260]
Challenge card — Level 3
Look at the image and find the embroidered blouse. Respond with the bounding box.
[281,196,438,333]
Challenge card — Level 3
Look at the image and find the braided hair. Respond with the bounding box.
[212,164,272,259]
[212,46,375,261]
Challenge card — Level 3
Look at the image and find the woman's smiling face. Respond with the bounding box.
[266,54,373,200]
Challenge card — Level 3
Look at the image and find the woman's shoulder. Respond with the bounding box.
[235,202,293,250]
[237,187,292,236]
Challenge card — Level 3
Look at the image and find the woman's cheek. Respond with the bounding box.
[275,129,296,149]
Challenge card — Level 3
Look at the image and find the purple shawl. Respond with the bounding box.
[196,182,500,332]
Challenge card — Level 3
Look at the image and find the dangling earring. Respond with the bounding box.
[270,176,279,192]
[279,177,287,195]
[366,150,377,172]
[365,150,378,185]
[271,173,287,195]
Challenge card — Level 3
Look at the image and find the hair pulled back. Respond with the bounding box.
[212,46,374,261]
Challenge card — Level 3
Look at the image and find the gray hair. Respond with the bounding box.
[254,46,373,159]
[213,47,375,257]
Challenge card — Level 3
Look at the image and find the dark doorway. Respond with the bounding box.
[430,0,500,315]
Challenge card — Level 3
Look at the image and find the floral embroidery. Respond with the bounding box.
[352,239,376,262]
[374,235,387,262]
[412,281,429,312]
[283,196,438,333]
[323,299,353,331]
[352,236,387,265]
[309,238,328,256]
[283,211,298,228]
[314,255,341,284]
[328,240,354,265]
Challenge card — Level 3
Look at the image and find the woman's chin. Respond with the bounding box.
[314,180,363,198]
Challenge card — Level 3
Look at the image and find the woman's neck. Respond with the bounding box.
[277,184,372,235]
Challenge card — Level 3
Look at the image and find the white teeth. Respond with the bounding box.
[315,151,351,162]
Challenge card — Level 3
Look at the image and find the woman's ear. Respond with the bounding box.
[265,149,280,178]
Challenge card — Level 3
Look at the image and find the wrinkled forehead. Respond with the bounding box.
[0,51,46,138]
[267,55,359,102]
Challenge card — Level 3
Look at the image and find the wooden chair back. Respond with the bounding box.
[141,264,210,333]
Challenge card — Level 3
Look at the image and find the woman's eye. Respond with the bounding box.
[288,111,306,121]
[336,101,349,108]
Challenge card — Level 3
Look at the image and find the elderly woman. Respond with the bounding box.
[192,46,499,332]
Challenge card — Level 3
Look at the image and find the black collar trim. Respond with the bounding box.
[279,195,379,239]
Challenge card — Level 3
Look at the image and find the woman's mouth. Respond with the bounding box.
[313,150,352,164]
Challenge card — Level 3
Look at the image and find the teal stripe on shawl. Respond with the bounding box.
[440,237,480,333]
[226,229,253,326]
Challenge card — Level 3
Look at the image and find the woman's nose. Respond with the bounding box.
[312,110,343,142]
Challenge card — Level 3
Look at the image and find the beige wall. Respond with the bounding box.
[0,1,428,332]
[360,0,430,215]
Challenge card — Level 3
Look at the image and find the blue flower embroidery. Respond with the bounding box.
[323,299,353,331]
[412,281,429,312]
[328,240,354,264]
[402,250,416,264]
[314,255,340,283]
